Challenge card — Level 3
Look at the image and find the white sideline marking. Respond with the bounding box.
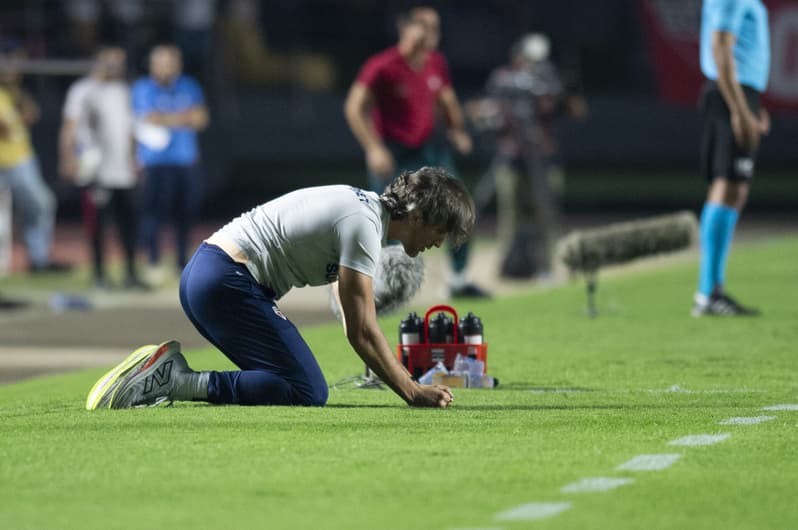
[560,477,634,493]
[719,416,776,425]
[668,434,730,446]
[762,404,798,411]
[615,454,682,471]
[494,502,572,522]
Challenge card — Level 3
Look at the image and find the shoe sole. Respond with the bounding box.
[85,344,157,410]
[110,340,182,409]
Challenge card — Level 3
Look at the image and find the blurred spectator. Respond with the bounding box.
[61,0,151,69]
[218,0,335,91]
[171,0,217,79]
[62,0,101,56]
[132,44,209,282]
[0,45,70,274]
[344,6,487,299]
[59,46,147,290]
[107,0,155,73]
[467,33,587,279]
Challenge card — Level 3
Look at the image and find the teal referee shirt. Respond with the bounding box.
[700,0,770,93]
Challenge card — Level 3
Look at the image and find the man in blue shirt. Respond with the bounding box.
[133,44,209,278]
[693,0,770,317]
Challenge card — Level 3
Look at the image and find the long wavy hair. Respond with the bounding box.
[379,166,475,247]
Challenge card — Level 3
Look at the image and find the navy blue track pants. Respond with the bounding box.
[179,243,328,406]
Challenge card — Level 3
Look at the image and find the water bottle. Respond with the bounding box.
[418,361,447,385]
[458,312,484,345]
[399,312,421,345]
[453,353,469,374]
[398,312,420,368]
[427,312,449,343]
[444,314,454,344]
[470,374,497,389]
[415,313,425,344]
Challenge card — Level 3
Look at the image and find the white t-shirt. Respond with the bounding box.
[63,77,135,188]
[214,185,390,299]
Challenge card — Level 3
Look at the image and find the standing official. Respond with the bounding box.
[133,44,209,281]
[692,0,770,316]
[345,7,488,299]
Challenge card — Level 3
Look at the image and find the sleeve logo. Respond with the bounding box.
[350,187,369,204]
[325,263,339,283]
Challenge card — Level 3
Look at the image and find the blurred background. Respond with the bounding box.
[0,0,795,383]
[1,0,796,250]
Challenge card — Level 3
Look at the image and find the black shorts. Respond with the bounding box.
[699,81,761,183]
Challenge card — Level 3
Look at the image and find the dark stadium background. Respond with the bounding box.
[2,0,796,222]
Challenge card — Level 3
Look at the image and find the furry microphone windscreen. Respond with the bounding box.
[556,211,698,274]
[329,245,425,320]
[372,245,425,314]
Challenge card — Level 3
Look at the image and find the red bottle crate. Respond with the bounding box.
[396,304,488,380]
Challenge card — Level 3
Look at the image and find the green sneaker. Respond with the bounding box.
[110,340,190,409]
[85,344,157,410]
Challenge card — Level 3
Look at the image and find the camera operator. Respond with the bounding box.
[467,34,587,279]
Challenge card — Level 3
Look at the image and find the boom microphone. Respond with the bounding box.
[556,210,698,274]
[555,211,698,317]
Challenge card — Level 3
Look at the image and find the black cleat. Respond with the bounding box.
[692,290,760,317]
[450,282,491,299]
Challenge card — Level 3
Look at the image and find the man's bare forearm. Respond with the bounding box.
[713,33,752,116]
[18,90,40,126]
[344,83,386,154]
[348,326,417,403]
[185,107,209,130]
[439,88,466,131]
[58,121,77,159]
[0,118,11,139]
[146,107,209,130]
[344,103,382,153]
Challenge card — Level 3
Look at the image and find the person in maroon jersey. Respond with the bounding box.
[344,6,488,299]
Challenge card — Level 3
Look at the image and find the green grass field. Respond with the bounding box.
[2,238,797,530]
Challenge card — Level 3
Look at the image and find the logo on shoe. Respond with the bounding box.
[143,360,173,394]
